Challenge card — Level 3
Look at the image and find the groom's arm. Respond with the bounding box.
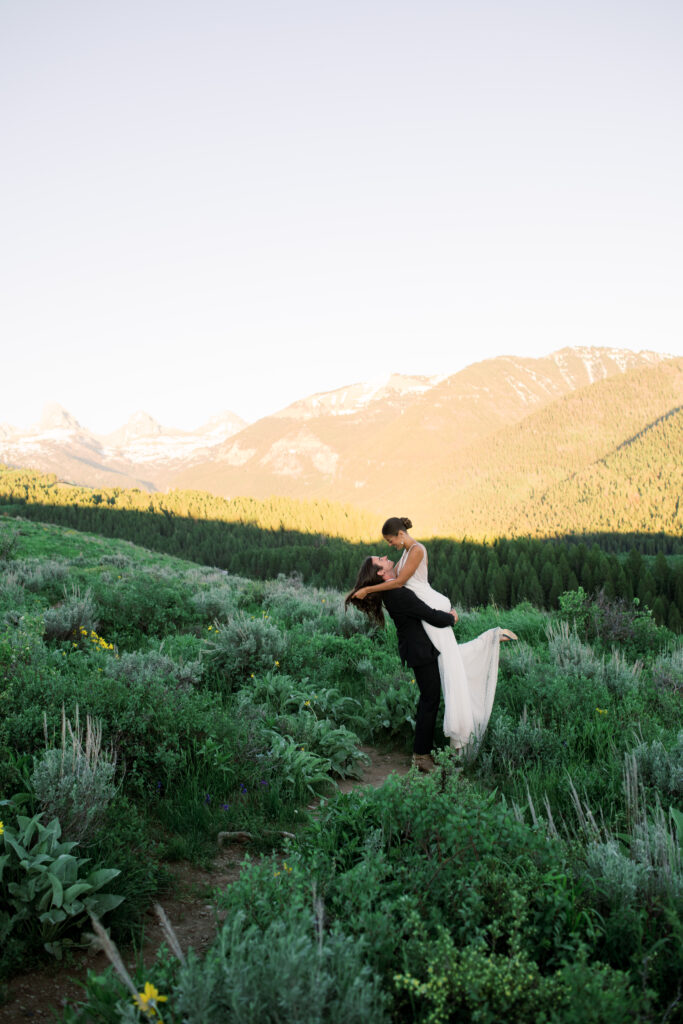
[386,588,455,629]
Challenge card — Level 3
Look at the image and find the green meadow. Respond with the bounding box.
[0,514,681,1023]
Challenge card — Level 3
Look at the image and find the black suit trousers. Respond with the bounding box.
[413,658,441,755]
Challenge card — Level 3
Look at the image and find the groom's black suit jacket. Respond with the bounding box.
[382,589,454,668]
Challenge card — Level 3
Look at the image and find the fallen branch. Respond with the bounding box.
[218,829,295,846]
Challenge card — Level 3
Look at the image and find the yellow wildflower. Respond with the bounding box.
[0,821,4,835]
[133,981,167,1018]
[304,700,311,707]
[596,707,608,715]
[274,660,280,667]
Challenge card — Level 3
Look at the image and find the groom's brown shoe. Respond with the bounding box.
[412,753,436,774]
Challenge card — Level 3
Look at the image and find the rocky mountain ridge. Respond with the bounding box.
[0,348,676,528]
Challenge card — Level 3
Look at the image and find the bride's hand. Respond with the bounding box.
[355,587,369,600]
[450,607,459,623]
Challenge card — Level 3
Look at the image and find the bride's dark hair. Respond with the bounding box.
[345,556,385,627]
[382,516,412,537]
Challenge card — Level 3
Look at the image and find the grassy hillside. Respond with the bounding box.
[0,516,681,1021]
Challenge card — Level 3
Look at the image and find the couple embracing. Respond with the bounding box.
[346,517,516,773]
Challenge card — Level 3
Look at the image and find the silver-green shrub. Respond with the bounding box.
[632,731,683,800]
[11,557,69,592]
[104,649,201,691]
[262,577,374,637]
[502,641,540,677]
[43,585,98,642]
[31,708,117,844]
[585,839,650,907]
[99,553,133,569]
[600,648,642,695]
[546,620,601,678]
[170,911,388,1024]
[0,569,25,614]
[651,644,683,694]
[191,584,238,621]
[201,612,287,682]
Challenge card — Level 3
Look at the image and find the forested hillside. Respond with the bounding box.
[2,467,682,629]
[421,358,683,537]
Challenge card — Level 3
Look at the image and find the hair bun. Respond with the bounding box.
[401,517,413,530]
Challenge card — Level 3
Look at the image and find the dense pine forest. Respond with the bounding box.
[1,467,682,631]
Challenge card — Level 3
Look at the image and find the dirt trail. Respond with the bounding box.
[0,746,411,1023]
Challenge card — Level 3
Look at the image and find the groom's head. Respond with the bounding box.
[371,555,396,581]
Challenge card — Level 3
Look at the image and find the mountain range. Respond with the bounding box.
[2,346,681,538]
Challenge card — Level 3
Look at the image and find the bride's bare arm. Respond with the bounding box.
[354,545,424,600]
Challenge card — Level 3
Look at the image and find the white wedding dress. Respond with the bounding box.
[397,543,502,750]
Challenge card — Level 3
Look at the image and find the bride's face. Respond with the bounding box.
[383,531,404,551]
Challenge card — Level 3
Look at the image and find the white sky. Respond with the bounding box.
[1,0,682,432]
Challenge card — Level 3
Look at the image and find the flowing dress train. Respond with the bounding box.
[396,543,502,749]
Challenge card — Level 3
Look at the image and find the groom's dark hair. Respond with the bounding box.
[345,557,385,626]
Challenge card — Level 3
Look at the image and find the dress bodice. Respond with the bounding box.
[396,542,429,586]
[397,542,450,614]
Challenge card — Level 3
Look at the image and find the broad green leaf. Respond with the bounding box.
[63,882,92,905]
[85,868,121,890]
[50,854,79,883]
[84,893,125,915]
[38,907,67,926]
[48,871,64,909]
[3,834,28,860]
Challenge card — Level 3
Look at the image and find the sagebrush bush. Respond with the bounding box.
[600,648,642,695]
[546,620,601,678]
[0,529,19,560]
[482,708,564,770]
[175,912,388,1024]
[651,644,683,694]
[201,612,287,685]
[585,839,650,908]
[31,708,118,844]
[191,584,238,621]
[61,909,388,1024]
[43,586,98,642]
[12,557,69,597]
[0,570,25,616]
[104,649,202,691]
[98,553,132,568]
[632,731,683,800]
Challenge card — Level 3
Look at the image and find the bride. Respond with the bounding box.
[351,516,516,752]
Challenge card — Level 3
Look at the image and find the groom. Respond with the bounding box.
[370,555,458,773]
